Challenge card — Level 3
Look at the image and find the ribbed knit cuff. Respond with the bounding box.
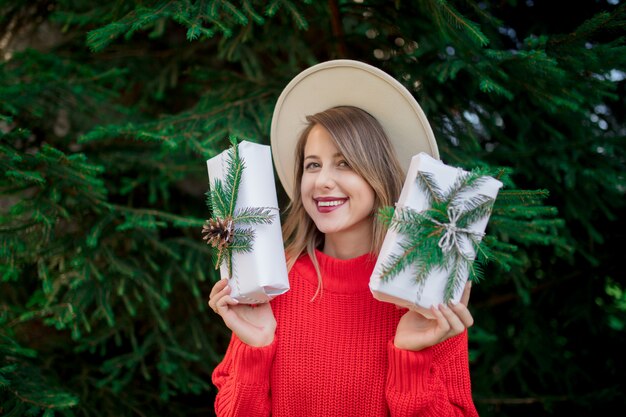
[232,336,277,385]
[387,340,434,393]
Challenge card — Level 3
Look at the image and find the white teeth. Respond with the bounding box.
[318,200,344,207]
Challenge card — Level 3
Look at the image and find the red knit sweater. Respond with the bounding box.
[212,250,479,417]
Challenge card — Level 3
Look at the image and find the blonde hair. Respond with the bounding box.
[281,106,404,299]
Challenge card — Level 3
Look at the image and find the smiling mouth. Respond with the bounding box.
[317,200,345,207]
[315,198,347,211]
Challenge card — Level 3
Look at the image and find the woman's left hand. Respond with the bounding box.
[394,281,474,351]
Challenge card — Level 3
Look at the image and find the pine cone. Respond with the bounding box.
[202,217,234,249]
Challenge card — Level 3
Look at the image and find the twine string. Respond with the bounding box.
[429,206,484,255]
[228,206,280,305]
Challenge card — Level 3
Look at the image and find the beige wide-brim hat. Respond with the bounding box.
[270,59,439,200]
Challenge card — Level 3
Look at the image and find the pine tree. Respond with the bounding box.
[1,1,624,416]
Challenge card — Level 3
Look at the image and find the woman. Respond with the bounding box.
[208,61,478,417]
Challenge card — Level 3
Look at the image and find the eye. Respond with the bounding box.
[304,162,320,170]
[338,160,351,168]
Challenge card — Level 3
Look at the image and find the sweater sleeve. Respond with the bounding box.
[211,333,276,417]
[386,330,479,417]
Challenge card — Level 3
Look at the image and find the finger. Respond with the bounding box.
[215,294,239,313]
[439,303,466,335]
[208,281,231,312]
[430,305,451,334]
[460,280,472,306]
[209,278,228,299]
[448,301,474,328]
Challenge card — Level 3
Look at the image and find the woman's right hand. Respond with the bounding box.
[208,279,276,347]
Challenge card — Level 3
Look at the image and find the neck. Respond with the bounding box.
[322,225,373,259]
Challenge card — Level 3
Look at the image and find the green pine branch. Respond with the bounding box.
[230,228,255,251]
[428,0,489,47]
[234,207,276,225]
[207,180,228,219]
[457,193,498,227]
[415,170,445,204]
[225,137,243,217]
[85,0,312,52]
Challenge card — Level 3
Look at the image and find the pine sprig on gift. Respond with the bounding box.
[202,137,275,277]
[207,136,243,220]
[209,179,229,220]
[415,171,446,204]
[233,207,277,225]
[457,193,497,227]
[377,168,498,303]
[230,229,256,251]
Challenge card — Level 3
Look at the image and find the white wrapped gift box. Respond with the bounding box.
[206,141,289,304]
[369,152,502,318]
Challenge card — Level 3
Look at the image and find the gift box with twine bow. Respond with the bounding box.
[369,152,502,318]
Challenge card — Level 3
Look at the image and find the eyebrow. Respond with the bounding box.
[303,152,343,161]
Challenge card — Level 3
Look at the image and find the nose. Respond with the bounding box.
[315,166,336,189]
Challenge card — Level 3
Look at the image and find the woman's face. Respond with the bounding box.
[300,124,375,242]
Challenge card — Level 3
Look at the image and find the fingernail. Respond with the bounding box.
[448,300,458,306]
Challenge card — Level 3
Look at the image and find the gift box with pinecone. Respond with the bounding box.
[204,138,289,304]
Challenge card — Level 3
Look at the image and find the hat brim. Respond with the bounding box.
[270,59,439,200]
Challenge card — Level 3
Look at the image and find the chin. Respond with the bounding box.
[311,220,343,234]
[314,225,339,234]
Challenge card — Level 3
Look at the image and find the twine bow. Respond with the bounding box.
[432,206,485,256]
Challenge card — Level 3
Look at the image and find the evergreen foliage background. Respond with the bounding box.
[1,0,624,416]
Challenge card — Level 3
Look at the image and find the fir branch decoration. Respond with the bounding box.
[378,169,498,303]
[202,137,275,277]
